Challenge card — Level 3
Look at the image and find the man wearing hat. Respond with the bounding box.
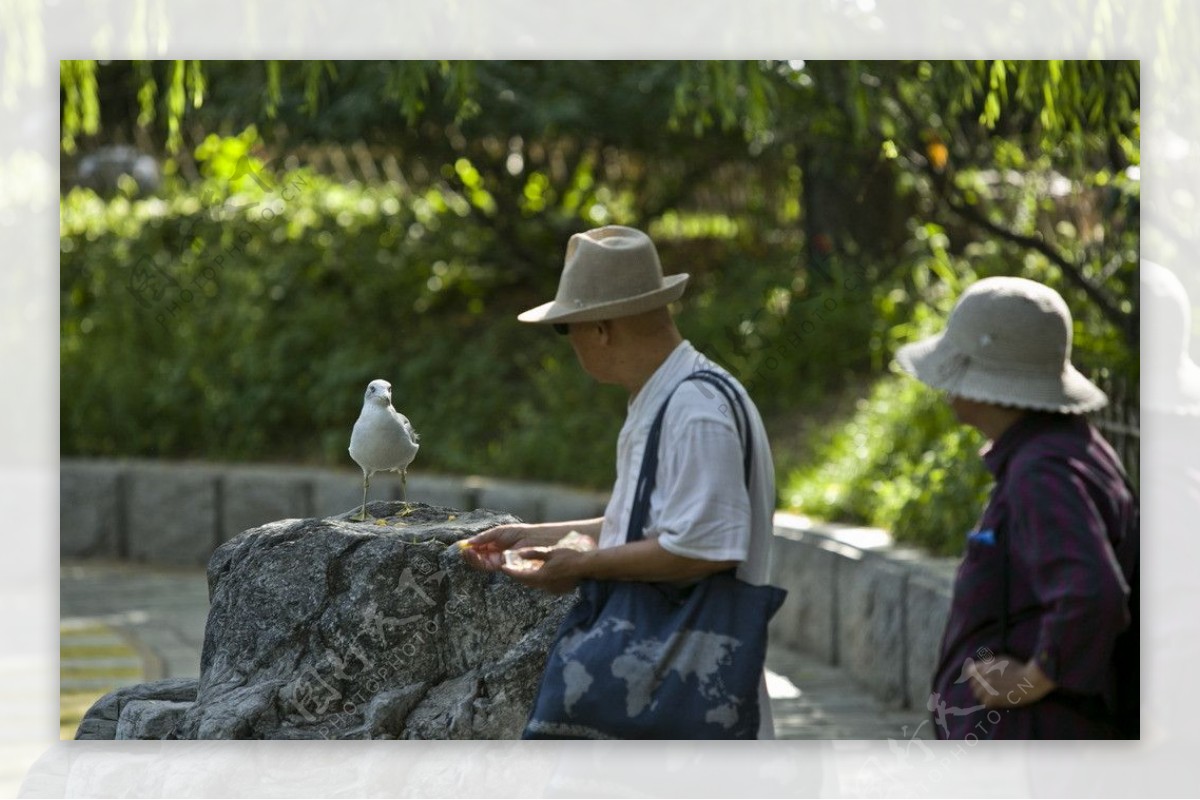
[896,276,1139,739]
[462,225,778,738]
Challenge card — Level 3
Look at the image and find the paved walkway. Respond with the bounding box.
[60,561,209,686]
[60,560,928,740]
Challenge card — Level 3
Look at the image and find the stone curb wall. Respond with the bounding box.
[768,513,958,712]
[61,459,958,712]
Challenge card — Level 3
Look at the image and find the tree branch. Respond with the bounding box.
[943,194,1135,346]
[877,78,1137,348]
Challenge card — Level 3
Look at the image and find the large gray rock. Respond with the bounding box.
[74,678,199,740]
[115,700,193,740]
[79,502,573,740]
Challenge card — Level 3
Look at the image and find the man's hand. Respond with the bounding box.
[459,524,563,572]
[964,654,1057,709]
[501,548,588,595]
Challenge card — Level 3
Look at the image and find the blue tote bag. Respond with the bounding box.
[523,370,787,739]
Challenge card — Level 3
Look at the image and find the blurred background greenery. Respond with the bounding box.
[59,60,1139,555]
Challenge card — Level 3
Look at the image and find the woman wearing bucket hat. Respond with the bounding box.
[896,276,1139,739]
[461,225,781,739]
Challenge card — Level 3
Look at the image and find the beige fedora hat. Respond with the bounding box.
[517,226,689,324]
[895,276,1107,414]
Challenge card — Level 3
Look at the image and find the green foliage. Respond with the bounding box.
[62,159,527,475]
[62,60,478,153]
[782,375,993,557]
[679,254,876,413]
[60,60,100,153]
[61,149,874,490]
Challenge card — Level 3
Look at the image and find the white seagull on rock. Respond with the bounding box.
[348,379,420,521]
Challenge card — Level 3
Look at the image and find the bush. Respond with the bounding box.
[781,374,993,557]
[60,162,874,492]
[61,144,1132,554]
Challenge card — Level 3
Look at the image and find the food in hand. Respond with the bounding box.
[458,529,594,569]
[555,531,595,552]
[503,548,548,571]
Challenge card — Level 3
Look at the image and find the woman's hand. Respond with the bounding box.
[964,654,1057,709]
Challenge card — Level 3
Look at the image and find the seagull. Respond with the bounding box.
[348,379,420,521]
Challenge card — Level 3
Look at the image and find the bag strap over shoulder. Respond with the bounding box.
[625,369,752,545]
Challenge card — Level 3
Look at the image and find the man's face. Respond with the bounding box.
[565,321,615,383]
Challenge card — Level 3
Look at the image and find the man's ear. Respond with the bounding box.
[596,320,612,345]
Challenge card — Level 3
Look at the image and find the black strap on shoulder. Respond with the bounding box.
[625,370,752,544]
[689,371,753,483]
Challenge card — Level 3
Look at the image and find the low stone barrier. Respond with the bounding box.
[768,514,958,712]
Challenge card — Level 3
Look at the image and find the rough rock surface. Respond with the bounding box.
[74,678,199,740]
[115,699,194,740]
[78,502,575,739]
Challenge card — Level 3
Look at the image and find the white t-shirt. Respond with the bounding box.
[598,340,777,738]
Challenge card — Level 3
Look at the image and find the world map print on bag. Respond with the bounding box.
[554,616,746,727]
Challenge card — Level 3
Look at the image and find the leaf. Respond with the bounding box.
[166,60,186,153]
[265,60,282,119]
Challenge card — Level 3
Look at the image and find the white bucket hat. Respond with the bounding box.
[895,276,1108,414]
[517,226,689,324]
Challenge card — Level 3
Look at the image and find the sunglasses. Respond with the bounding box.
[552,323,569,335]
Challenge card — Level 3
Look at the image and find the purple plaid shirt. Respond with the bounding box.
[930,413,1138,739]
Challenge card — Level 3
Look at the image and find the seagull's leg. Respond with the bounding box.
[354,471,370,522]
[400,469,413,516]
